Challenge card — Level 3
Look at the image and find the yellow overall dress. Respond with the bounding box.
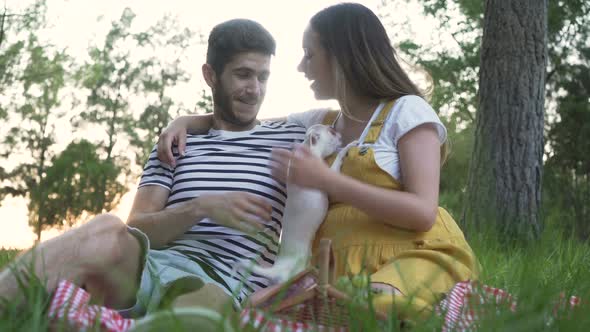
[312,101,479,318]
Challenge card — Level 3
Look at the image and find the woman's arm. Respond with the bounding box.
[157,114,213,166]
[157,114,288,166]
[272,124,441,232]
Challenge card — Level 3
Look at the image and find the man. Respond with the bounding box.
[0,19,305,318]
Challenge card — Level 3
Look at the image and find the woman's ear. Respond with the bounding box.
[202,63,217,88]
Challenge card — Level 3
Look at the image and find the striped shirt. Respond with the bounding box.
[139,121,306,302]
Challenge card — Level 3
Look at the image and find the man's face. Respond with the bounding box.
[212,52,271,130]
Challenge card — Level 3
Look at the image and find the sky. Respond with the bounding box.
[0,0,441,249]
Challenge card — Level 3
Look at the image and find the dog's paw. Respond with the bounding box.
[265,269,292,284]
[243,262,295,284]
[253,265,288,283]
[234,257,306,285]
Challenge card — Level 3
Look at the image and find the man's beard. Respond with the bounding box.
[213,81,257,128]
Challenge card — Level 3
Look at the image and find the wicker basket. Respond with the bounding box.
[245,239,387,329]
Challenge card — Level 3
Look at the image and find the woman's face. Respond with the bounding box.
[297,26,335,100]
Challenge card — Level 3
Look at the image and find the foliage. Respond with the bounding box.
[384,0,483,224]
[72,8,143,211]
[438,122,473,217]
[75,8,196,170]
[0,260,51,332]
[32,140,124,230]
[73,8,196,211]
[544,46,590,239]
[384,0,590,239]
[1,32,67,240]
[127,14,194,166]
[0,249,19,269]
[0,38,24,120]
[75,8,142,159]
[0,0,46,113]
[0,3,204,238]
[1,228,590,330]
[196,89,214,114]
[0,0,46,201]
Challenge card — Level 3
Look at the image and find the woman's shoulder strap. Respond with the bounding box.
[321,110,341,126]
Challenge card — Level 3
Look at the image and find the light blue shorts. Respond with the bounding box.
[120,227,240,317]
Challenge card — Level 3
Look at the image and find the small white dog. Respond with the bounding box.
[239,124,348,283]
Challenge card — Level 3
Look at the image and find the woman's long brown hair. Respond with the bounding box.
[310,2,448,164]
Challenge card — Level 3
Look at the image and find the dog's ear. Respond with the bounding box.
[310,133,319,146]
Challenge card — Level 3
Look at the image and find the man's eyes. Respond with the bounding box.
[235,71,251,78]
[235,71,269,82]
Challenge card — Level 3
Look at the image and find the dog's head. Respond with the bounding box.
[303,124,341,158]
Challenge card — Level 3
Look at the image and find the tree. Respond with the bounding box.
[0,7,22,120]
[0,0,46,114]
[394,0,482,126]
[2,34,68,241]
[463,0,547,241]
[0,1,46,201]
[385,0,589,239]
[127,14,194,167]
[76,8,199,181]
[542,1,590,238]
[75,8,142,211]
[32,140,123,231]
[384,0,483,216]
[544,47,590,239]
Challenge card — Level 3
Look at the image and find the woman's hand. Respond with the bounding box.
[197,192,272,235]
[157,114,214,167]
[157,116,190,167]
[271,144,333,190]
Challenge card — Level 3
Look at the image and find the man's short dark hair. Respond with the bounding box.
[206,19,276,75]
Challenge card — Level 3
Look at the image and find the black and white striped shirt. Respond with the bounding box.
[139,121,306,302]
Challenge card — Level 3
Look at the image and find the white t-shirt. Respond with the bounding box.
[287,95,447,183]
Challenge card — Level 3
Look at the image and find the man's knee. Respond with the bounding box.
[85,213,126,233]
[78,213,138,268]
[77,214,143,308]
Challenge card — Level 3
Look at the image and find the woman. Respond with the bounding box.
[158,2,478,319]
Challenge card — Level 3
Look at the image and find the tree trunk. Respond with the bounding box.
[463,0,547,241]
[36,222,41,243]
[0,10,6,47]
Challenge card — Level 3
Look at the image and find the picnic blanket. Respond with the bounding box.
[47,279,583,332]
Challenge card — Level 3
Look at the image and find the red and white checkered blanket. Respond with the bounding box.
[48,280,135,332]
[47,280,583,332]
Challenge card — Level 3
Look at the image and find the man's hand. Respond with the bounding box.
[129,188,272,248]
[197,192,272,235]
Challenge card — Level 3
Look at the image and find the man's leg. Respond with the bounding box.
[171,283,234,313]
[0,213,142,309]
[130,284,236,332]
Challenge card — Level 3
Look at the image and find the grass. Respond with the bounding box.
[456,226,590,331]
[0,249,19,270]
[0,227,589,331]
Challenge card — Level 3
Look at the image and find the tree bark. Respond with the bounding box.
[463,0,547,241]
[0,10,6,47]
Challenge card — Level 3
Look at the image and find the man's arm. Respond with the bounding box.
[127,186,273,249]
[127,185,205,249]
